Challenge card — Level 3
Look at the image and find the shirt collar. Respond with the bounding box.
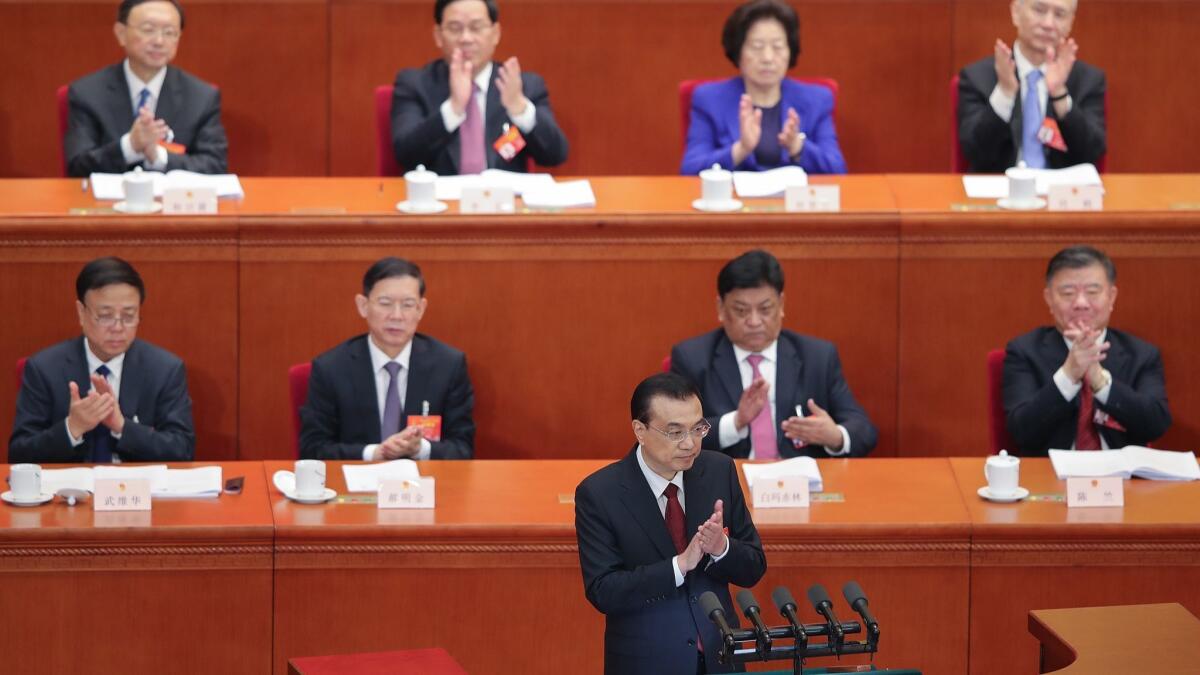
[82,337,127,379]
[367,335,412,375]
[732,339,779,367]
[473,62,493,95]
[1012,43,1043,83]
[636,445,685,498]
[123,59,167,107]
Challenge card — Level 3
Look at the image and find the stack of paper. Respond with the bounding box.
[961,163,1103,199]
[741,456,824,492]
[733,166,808,198]
[40,465,224,498]
[434,170,555,200]
[1049,446,1200,481]
[90,171,245,199]
[342,459,422,493]
[521,180,596,209]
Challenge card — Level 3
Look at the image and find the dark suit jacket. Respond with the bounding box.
[671,329,877,458]
[575,448,766,675]
[390,59,568,175]
[957,55,1106,173]
[299,333,475,460]
[64,62,228,177]
[681,76,847,175]
[1003,326,1171,456]
[8,337,195,463]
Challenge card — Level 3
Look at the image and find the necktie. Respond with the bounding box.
[87,364,115,463]
[663,483,686,554]
[1021,70,1046,169]
[380,362,403,440]
[746,354,779,459]
[459,83,485,174]
[1075,383,1101,450]
[135,88,151,115]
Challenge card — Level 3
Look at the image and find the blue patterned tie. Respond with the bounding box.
[1021,70,1046,169]
[135,88,150,115]
[87,364,115,463]
[380,362,403,440]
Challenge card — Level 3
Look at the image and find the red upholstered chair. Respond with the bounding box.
[951,74,1108,173]
[374,85,401,177]
[678,77,839,153]
[15,357,28,391]
[288,362,312,458]
[57,85,70,177]
[661,355,671,373]
[986,348,1018,455]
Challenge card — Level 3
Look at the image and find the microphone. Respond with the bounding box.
[771,586,807,650]
[807,584,845,649]
[735,589,773,656]
[842,581,880,638]
[699,591,737,653]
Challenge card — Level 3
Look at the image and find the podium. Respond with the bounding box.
[1029,603,1200,673]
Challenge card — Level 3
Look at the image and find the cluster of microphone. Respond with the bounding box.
[699,581,880,672]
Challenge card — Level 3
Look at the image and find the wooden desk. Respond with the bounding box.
[0,461,274,675]
[949,458,1200,675]
[1029,603,1200,674]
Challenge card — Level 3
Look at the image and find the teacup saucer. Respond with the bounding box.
[977,486,1029,503]
[113,201,163,214]
[692,198,743,213]
[396,200,448,214]
[1,490,54,506]
[996,197,1046,211]
[282,488,337,504]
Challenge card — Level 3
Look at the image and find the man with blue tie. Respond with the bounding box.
[9,257,195,463]
[956,0,1105,173]
[63,0,228,177]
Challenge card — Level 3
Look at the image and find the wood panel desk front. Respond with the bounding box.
[1029,603,1200,674]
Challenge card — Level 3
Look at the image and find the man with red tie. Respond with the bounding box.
[1003,246,1171,455]
[575,373,766,674]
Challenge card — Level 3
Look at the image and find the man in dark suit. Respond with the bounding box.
[300,257,475,460]
[1004,246,1170,456]
[64,0,228,177]
[9,257,195,463]
[671,250,876,460]
[957,0,1105,173]
[390,0,568,175]
[576,373,766,674]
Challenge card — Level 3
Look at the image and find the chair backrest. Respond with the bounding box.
[951,74,1108,173]
[660,355,671,373]
[678,77,840,153]
[16,356,28,391]
[986,348,1018,455]
[57,85,70,178]
[374,85,401,177]
[288,362,312,458]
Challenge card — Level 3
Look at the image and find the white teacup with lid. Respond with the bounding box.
[398,164,447,214]
[984,450,1021,497]
[121,167,157,212]
[694,164,742,212]
[999,162,1044,210]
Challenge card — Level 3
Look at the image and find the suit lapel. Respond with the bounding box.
[775,335,802,452]
[712,335,743,409]
[682,457,712,537]
[156,67,182,130]
[349,338,380,441]
[431,62,461,173]
[106,64,136,131]
[68,337,91,395]
[403,337,430,418]
[483,67,505,169]
[618,451,679,561]
[118,340,142,415]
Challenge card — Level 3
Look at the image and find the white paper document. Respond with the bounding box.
[434,170,555,201]
[522,180,596,209]
[1049,446,1200,481]
[733,166,808,198]
[90,171,245,200]
[741,456,824,492]
[156,466,223,498]
[961,163,1103,199]
[41,465,224,497]
[342,459,422,493]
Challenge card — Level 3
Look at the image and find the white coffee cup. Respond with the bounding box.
[699,163,733,204]
[404,164,438,207]
[984,450,1020,497]
[122,168,156,211]
[294,459,326,498]
[9,463,43,501]
[1005,165,1038,205]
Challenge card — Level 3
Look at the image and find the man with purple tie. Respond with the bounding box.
[956,0,1105,173]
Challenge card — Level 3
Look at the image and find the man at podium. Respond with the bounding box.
[63,0,228,177]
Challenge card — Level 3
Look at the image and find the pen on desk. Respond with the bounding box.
[81,178,88,193]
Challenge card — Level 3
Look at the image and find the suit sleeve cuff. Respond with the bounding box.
[1054,367,1083,401]
[65,418,85,447]
[671,556,685,587]
[718,411,747,448]
[120,133,141,165]
[145,144,168,171]
[363,444,378,461]
[989,85,1016,123]
[415,438,432,461]
[824,425,851,456]
[441,99,466,133]
[508,98,537,134]
[1094,369,1112,405]
[709,535,731,562]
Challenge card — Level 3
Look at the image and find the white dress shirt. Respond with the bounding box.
[120,59,170,170]
[1052,328,1114,450]
[66,338,126,456]
[438,63,537,143]
[362,337,431,461]
[635,446,728,587]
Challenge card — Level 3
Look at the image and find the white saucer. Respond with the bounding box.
[283,488,337,504]
[692,198,744,213]
[996,197,1046,211]
[113,201,163,214]
[978,486,1030,503]
[1,490,54,506]
[396,200,448,214]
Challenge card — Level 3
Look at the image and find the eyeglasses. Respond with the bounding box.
[85,308,140,328]
[646,421,712,444]
[440,21,493,38]
[371,297,421,315]
[130,23,181,41]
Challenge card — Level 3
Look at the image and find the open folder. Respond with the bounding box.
[741,456,824,492]
[1049,446,1200,481]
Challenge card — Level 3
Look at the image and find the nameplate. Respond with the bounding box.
[752,475,810,509]
[785,184,840,213]
[378,477,435,509]
[1047,184,1103,211]
[162,187,218,215]
[1066,476,1124,508]
[94,478,151,511]
[460,185,515,214]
